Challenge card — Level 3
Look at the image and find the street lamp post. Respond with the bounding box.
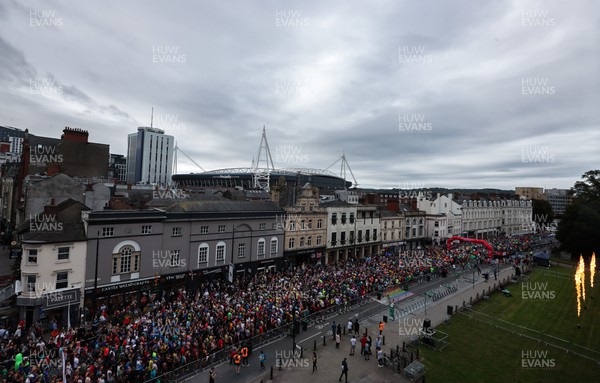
[92,230,100,323]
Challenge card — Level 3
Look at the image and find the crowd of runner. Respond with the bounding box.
[0,233,546,383]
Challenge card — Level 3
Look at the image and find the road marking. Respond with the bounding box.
[315,322,329,330]
[298,332,322,344]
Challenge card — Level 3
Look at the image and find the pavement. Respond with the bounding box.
[188,263,517,383]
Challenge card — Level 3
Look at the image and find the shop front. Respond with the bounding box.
[17,288,81,329]
[284,247,326,269]
[84,277,153,319]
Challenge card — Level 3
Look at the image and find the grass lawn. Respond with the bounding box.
[420,265,600,383]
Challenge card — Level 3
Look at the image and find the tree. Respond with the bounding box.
[556,170,600,258]
[531,199,554,228]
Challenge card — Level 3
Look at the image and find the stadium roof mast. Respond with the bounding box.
[252,126,275,192]
[326,152,358,189]
[173,142,205,175]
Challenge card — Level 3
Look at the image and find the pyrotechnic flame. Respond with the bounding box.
[575,255,584,317]
[580,255,586,301]
[591,253,596,289]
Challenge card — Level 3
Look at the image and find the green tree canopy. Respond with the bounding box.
[557,170,600,258]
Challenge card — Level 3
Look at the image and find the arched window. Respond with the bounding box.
[270,237,278,256]
[257,238,266,257]
[112,243,140,274]
[216,241,226,263]
[198,243,209,266]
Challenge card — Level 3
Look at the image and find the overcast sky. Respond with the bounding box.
[1,0,598,190]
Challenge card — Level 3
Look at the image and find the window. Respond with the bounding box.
[198,244,209,266]
[288,238,295,248]
[317,219,322,229]
[307,236,312,246]
[102,227,114,237]
[301,220,306,230]
[299,237,305,247]
[218,225,226,233]
[112,245,140,274]
[349,213,355,224]
[27,249,38,264]
[257,239,265,257]
[373,229,377,240]
[27,275,36,292]
[216,242,226,262]
[259,223,266,230]
[289,220,296,231]
[358,230,362,243]
[237,243,246,258]
[331,232,337,246]
[56,272,68,289]
[308,219,313,229]
[170,250,181,267]
[270,238,278,255]
[350,231,354,242]
[434,221,439,227]
[365,229,370,241]
[142,225,152,235]
[57,247,69,261]
[340,232,346,245]
[331,213,337,225]
[316,235,322,245]
[172,227,182,237]
[341,213,347,224]
[383,232,387,241]
[200,226,209,234]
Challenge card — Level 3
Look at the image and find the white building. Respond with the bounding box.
[126,127,174,185]
[322,200,380,263]
[417,193,462,242]
[16,201,89,328]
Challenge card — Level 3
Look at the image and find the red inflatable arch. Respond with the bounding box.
[446,236,502,258]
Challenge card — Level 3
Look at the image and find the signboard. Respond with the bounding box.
[42,289,79,310]
[227,264,234,283]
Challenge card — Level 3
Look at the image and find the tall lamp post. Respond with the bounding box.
[92,230,100,323]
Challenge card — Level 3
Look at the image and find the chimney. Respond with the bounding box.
[61,127,89,143]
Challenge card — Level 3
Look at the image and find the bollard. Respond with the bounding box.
[300,346,303,358]
[279,359,282,370]
[383,335,386,346]
[410,352,414,362]
[402,341,406,352]
[323,335,326,346]
[314,339,317,351]
[416,347,420,360]
[343,326,346,336]
[270,366,274,379]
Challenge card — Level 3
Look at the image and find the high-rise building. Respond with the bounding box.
[544,188,571,216]
[126,127,174,185]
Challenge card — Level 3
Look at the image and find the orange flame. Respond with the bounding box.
[591,253,596,289]
[575,255,584,317]
[580,255,586,301]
